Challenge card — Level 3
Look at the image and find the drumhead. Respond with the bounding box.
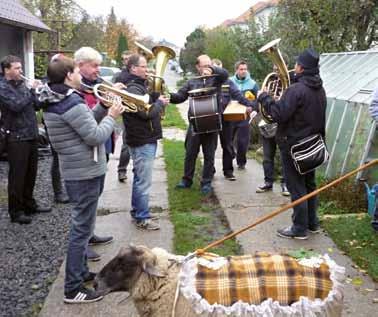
[188,87,216,97]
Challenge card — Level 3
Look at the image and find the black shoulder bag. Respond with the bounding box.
[290,134,329,175]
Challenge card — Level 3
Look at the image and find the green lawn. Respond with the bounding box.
[163,139,241,256]
[321,213,378,281]
[161,103,187,130]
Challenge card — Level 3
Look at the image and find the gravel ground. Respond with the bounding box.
[0,153,71,317]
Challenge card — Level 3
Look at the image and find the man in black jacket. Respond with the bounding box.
[123,54,169,230]
[0,55,51,224]
[170,55,228,194]
[257,48,327,240]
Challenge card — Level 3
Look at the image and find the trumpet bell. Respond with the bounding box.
[93,83,151,113]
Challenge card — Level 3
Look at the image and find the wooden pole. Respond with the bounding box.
[196,159,378,254]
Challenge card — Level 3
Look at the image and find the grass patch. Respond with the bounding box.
[321,214,378,281]
[161,104,187,130]
[163,139,242,257]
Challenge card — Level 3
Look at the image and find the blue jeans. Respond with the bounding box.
[129,142,157,220]
[64,174,105,293]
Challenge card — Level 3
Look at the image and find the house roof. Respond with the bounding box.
[0,0,51,33]
[221,0,279,27]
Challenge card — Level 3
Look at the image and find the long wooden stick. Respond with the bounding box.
[196,159,378,254]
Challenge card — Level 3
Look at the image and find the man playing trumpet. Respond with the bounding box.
[40,56,124,303]
[122,54,170,231]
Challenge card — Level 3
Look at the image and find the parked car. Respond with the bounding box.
[99,66,121,83]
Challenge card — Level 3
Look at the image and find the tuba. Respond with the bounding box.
[257,38,290,138]
[93,83,151,113]
[135,41,154,62]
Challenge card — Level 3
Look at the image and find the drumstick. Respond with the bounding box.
[248,111,258,124]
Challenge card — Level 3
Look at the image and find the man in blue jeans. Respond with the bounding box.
[122,54,169,230]
[41,57,123,303]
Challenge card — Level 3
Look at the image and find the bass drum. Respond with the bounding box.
[188,87,222,135]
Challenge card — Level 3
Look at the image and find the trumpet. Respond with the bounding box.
[20,74,43,89]
[93,83,151,113]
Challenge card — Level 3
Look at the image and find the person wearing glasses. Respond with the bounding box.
[122,54,170,230]
[170,55,228,195]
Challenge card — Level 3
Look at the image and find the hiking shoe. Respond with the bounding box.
[224,173,236,181]
[89,234,114,246]
[55,192,70,204]
[83,272,96,283]
[87,247,101,262]
[64,286,103,304]
[135,219,160,231]
[277,227,308,240]
[281,184,290,197]
[308,225,321,233]
[238,165,246,170]
[201,184,213,195]
[175,180,192,189]
[118,171,127,182]
[256,183,273,193]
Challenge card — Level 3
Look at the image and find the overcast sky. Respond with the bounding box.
[75,0,257,47]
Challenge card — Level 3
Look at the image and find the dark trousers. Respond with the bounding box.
[183,126,218,187]
[118,130,130,173]
[232,121,250,167]
[261,135,286,185]
[219,120,235,174]
[51,147,64,196]
[280,144,319,234]
[7,140,38,219]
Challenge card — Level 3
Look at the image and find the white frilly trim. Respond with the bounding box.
[179,254,345,317]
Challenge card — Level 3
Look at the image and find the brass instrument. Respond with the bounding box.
[257,38,290,138]
[135,41,154,62]
[20,74,43,89]
[93,83,151,113]
[147,45,176,119]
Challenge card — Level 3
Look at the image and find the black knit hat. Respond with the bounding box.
[296,48,319,69]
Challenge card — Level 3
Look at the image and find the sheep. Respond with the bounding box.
[94,245,195,317]
[94,245,344,317]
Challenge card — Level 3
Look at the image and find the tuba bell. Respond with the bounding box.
[148,45,176,94]
[257,38,290,138]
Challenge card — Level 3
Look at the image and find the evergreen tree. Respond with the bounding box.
[116,33,128,67]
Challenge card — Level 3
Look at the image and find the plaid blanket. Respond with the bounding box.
[195,252,333,306]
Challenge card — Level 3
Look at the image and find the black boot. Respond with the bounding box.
[11,211,32,224]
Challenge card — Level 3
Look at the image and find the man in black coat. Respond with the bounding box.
[122,54,169,230]
[0,55,51,224]
[169,55,228,194]
[257,48,327,239]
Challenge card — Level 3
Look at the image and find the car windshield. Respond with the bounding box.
[99,68,114,76]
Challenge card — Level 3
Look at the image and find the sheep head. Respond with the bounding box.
[94,244,167,296]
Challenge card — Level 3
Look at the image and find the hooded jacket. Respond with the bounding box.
[0,76,39,142]
[230,73,259,96]
[41,83,115,180]
[258,73,327,146]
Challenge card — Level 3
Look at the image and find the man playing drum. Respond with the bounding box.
[170,55,228,195]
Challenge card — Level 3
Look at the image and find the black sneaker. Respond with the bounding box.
[89,234,113,246]
[277,227,308,240]
[238,165,246,170]
[11,212,32,225]
[118,170,127,182]
[175,180,192,189]
[135,219,160,230]
[256,183,273,193]
[83,272,96,283]
[281,184,290,197]
[87,247,101,262]
[308,225,321,233]
[64,286,103,304]
[224,173,236,181]
[55,192,70,204]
